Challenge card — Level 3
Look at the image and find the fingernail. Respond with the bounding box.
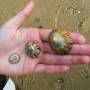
[82,56,90,64]
[61,66,70,72]
[77,35,86,43]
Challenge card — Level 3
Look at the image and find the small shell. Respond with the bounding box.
[49,29,72,54]
[9,53,21,64]
[25,42,41,58]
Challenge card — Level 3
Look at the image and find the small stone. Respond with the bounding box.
[78,11,81,14]
[57,78,64,83]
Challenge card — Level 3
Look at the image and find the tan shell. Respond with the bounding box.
[9,53,20,64]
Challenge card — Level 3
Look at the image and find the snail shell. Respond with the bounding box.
[25,42,41,58]
[49,29,72,54]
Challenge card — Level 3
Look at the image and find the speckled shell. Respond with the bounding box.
[49,29,72,54]
[25,42,41,58]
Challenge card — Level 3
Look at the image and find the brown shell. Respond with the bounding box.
[49,29,72,54]
[25,42,41,58]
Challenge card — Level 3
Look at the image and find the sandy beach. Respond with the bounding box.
[0,0,90,90]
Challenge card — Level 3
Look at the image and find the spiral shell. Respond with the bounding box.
[25,42,41,58]
[49,29,72,54]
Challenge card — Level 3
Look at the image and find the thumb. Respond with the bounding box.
[4,1,34,29]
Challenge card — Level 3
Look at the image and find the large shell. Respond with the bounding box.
[49,29,72,54]
[25,42,41,58]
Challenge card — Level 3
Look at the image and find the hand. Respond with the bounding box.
[0,1,89,76]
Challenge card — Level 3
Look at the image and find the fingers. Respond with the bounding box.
[34,64,69,74]
[39,29,86,44]
[43,43,90,55]
[4,1,34,29]
[41,54,90,65]
[70,44,90,55]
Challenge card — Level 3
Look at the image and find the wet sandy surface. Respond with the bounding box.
[0,0,90,90]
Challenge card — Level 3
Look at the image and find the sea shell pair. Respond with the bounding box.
[25,28,72,58]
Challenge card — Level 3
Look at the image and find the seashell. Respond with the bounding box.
[9,53,20,64]
[25,42,41,58]
[48,29,72,54]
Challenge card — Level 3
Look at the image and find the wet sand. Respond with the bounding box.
[0,0,90,90]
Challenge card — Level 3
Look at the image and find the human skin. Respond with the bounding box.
[0,1,90,76]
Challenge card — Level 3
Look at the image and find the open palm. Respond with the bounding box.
[0,1,89,76]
